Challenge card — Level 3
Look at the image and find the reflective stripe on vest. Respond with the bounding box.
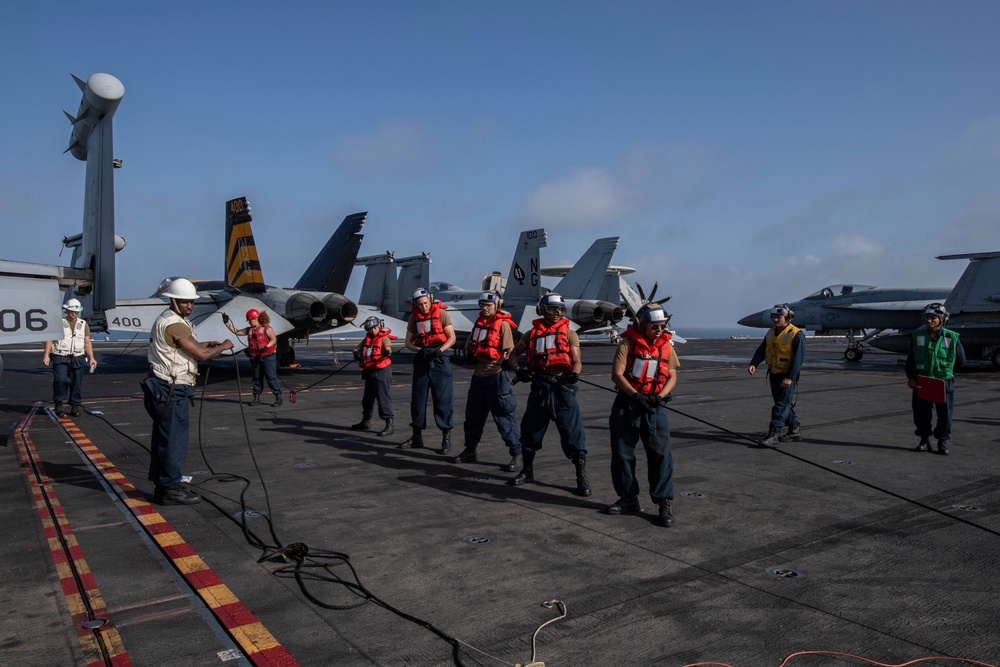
[468,311,513,360]
[360,330,395,370]
[912,327,959,380]
[526,317,572,372]
[411,302,448,347]
[622,325,672,395]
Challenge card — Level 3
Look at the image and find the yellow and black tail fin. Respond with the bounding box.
[225,197,266,293]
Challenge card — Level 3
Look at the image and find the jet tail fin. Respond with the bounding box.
[503,229,547,305]
[939,251,1000,315]
[396,253,432,317]
[225,197,266,293]
[554,237,619,299]
[356,252,399,315]
[294,212,367,293]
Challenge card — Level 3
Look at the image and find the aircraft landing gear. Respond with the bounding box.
[990,347,1000,369]
[844,347,864,362]
[277,338,297,367]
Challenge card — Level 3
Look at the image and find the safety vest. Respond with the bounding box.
[468,311,513,360]
[912,326,959,380]
[764,324,801,374]
[360,330,395,371]
[622,325,672,395]
[51,318,87,356]
[411,302,449,347]
[247,324,275,358]
[148,308,199,385]
[525,317,572,373]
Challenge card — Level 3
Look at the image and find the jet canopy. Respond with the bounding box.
[805,285,877,300]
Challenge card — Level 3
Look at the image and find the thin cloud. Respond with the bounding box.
[334,122,429,179]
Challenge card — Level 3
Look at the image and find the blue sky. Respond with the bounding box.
[3,1,999,328]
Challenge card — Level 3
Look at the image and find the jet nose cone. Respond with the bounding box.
[738,310,768,328]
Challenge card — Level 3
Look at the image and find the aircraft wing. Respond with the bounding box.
[0,265,66,344]
[825,301,937,311]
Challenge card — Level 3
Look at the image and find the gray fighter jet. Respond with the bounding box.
[738,284,951,361]
[867,252,1000,366]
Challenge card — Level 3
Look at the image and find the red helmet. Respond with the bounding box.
[246,309,261,321]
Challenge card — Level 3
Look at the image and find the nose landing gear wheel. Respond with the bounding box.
[844,348,863,362]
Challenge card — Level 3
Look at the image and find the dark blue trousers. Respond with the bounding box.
[141,376,195,488]
[912,380,955,441]
[251,353,281,397]
[768,374,798,429]
[52,355,87,406]
[362,366,394,420]
[520,378,586,458]
[463,372,520,454]
[609,391,673,503]
[410,352,454,430]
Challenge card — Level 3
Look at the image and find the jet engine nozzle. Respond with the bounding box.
[597,301,624,324]
[319,293,359,327]
[262,289,328,326]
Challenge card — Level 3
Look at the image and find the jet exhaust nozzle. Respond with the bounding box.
[320,293,359,327]
[262,290,328,326]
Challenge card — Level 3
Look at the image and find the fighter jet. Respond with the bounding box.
[738,284,951,361]
[101,197,362,365]
[867,252,1000,367]
[0,73,126,376]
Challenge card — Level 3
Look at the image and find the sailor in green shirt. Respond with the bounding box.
[905,303,965,455]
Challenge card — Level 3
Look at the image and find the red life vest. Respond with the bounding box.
[525,317,572,373]
[360,330,396,370]
[468,311,513,360]
[622,325,672,395]
[411,302,449,347]
[248,325,275,358]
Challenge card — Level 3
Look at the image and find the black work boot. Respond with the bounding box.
[273,394,282,407]
[936,439,950,456]
[249,394,261,407]
[452,447,477,464]
[508,451,535,486]
[154,485,202,506]
[778,425,802,442]
[605,496,641,515]
[501,452,521,472]
[54,401,65,417]
[759,427,780,447]
[351,419,371,431]
[440,429,452,455]
[657,499,675,527]
[377,419,394,437]
[398,427,424,449]
[572,454,592,497]
[70,405,82,417]
[913,437,931,452]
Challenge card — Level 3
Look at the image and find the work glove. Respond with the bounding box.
[516,368,533,384]
[222,313,231,324]
[426,348,442,359]
[662,393,672,403]
[630,392,654,414]
[353,350,362,362]
[644,395,662,410]
[561,371,579,384]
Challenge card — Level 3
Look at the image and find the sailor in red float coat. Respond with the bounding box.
[351,317,396,436]
[401,288,457,453]
[224,309,282,406]
[606,304,680,527]
[452,291,522,470]
[507,293,590,496]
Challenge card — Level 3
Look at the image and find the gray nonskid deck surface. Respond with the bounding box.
[1,338,998,666]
